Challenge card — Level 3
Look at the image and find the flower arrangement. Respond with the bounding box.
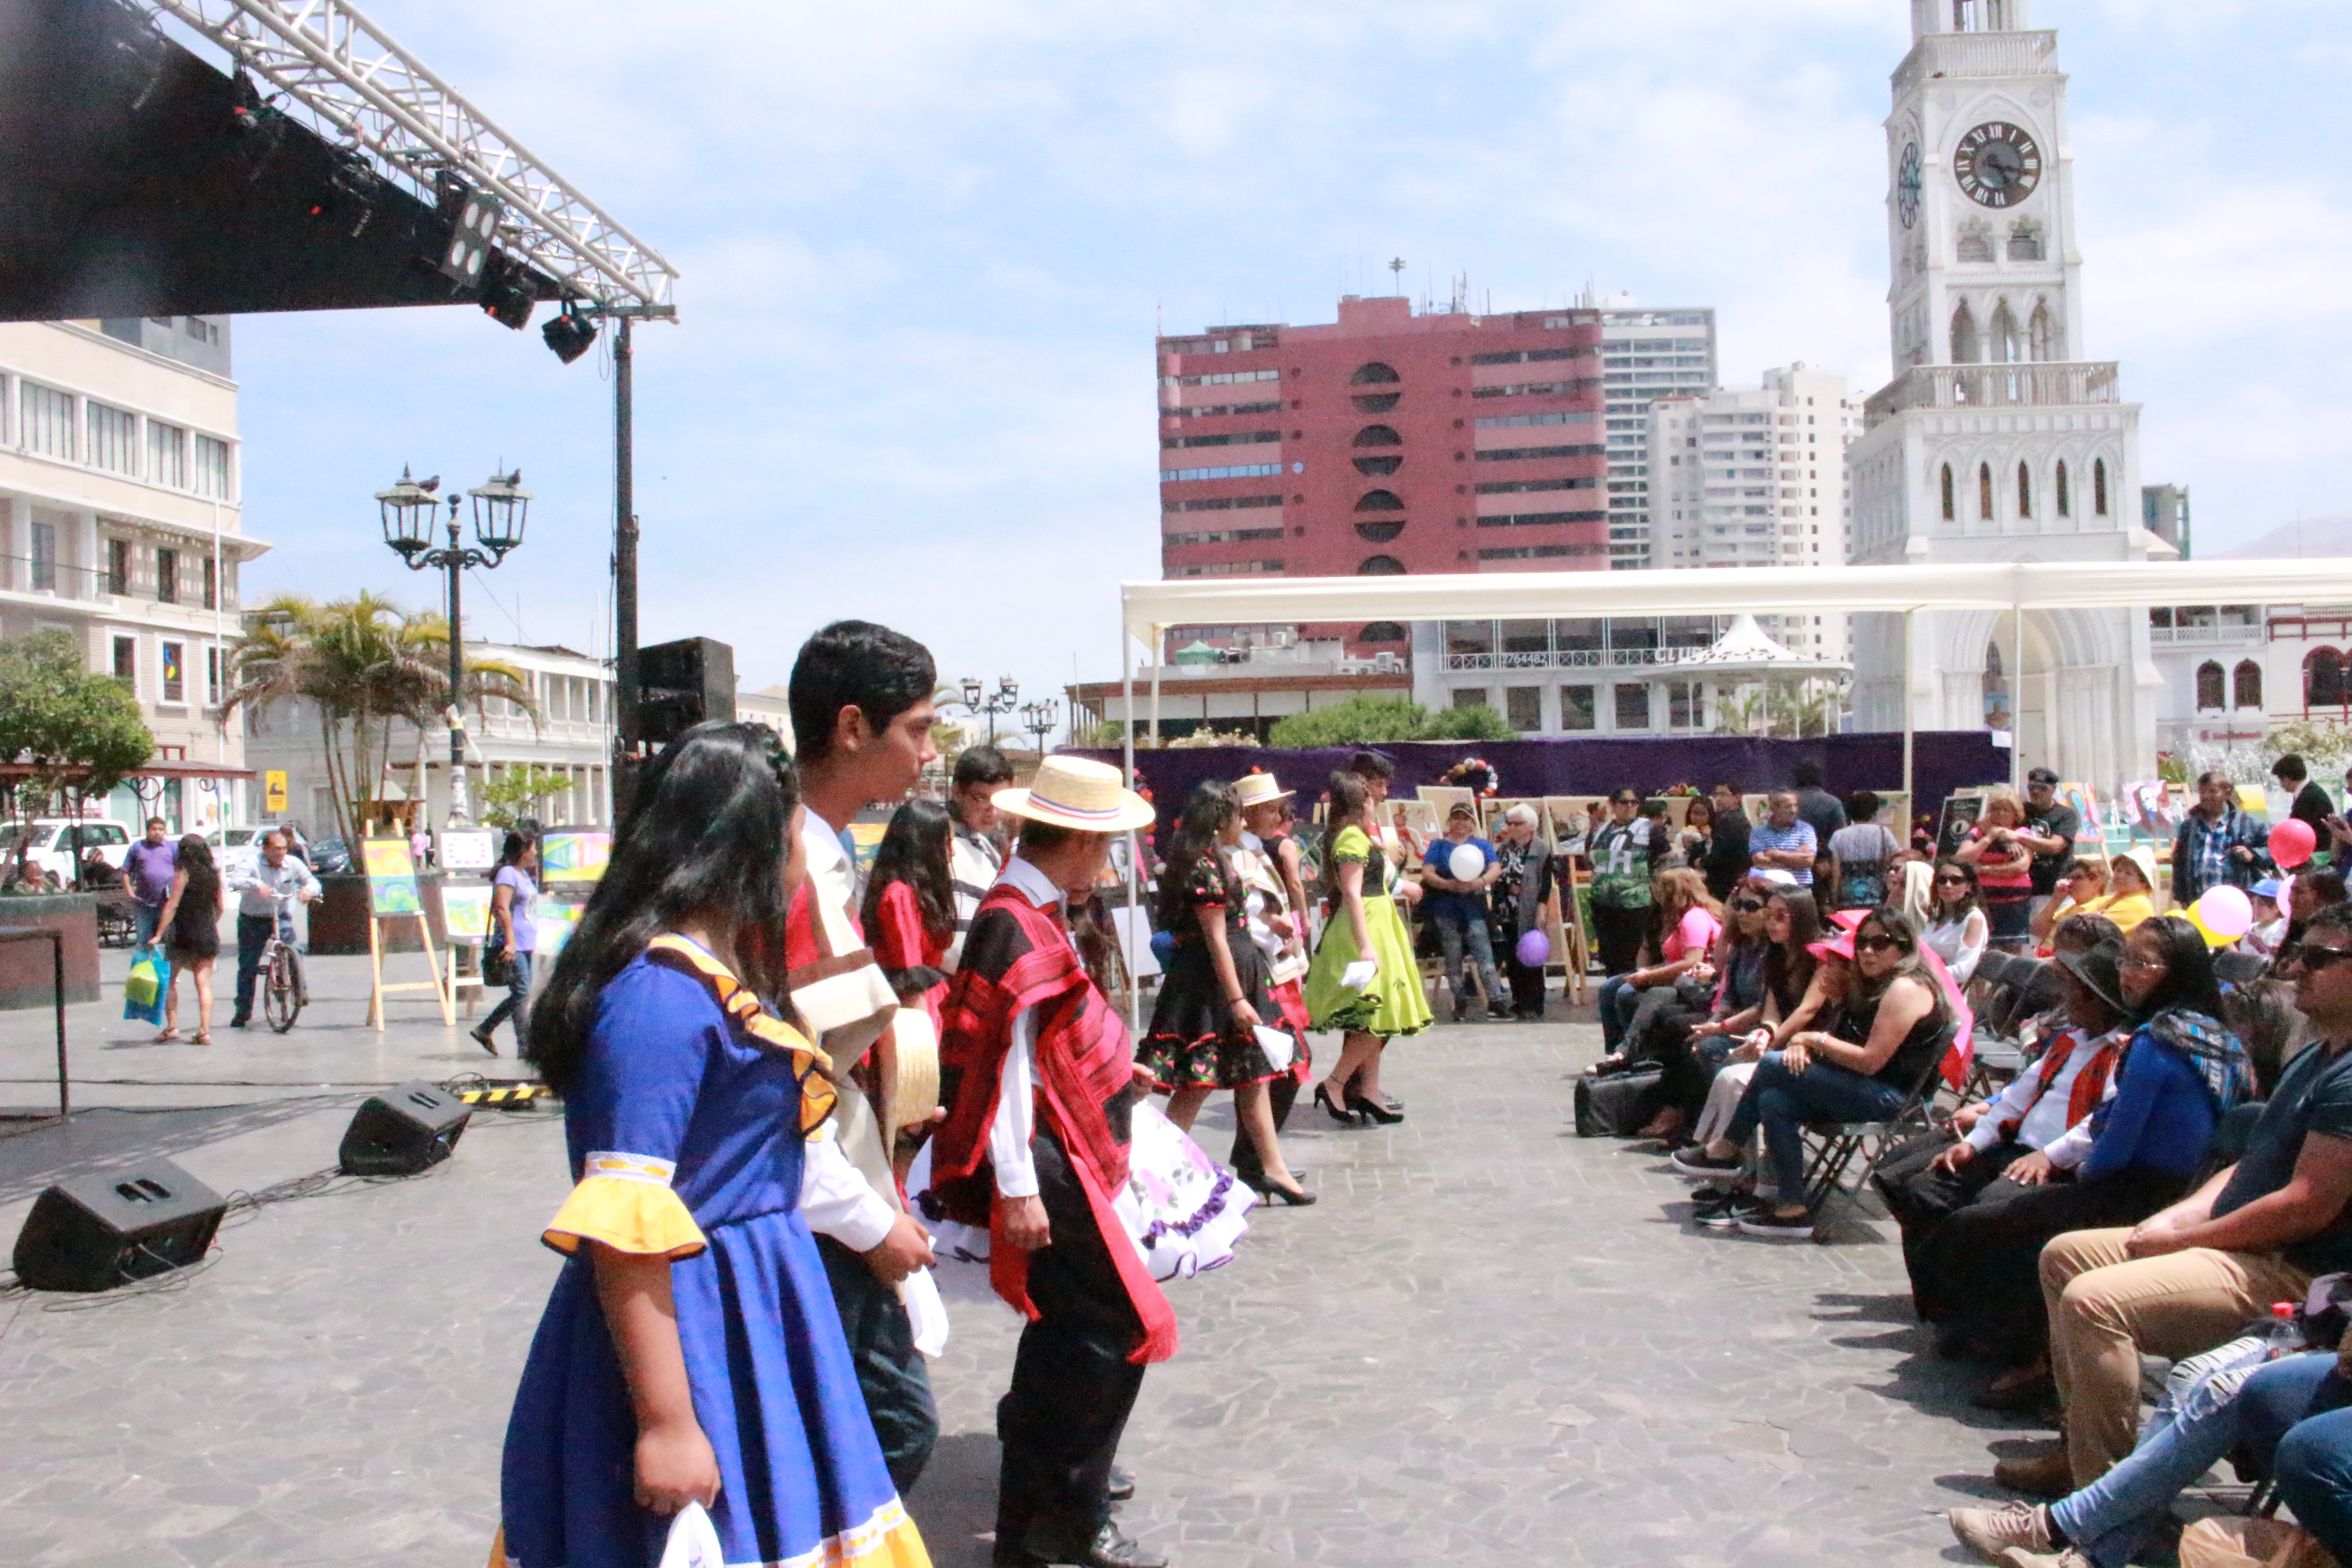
[1444,756,1500,799]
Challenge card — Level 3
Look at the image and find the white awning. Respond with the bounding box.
[1678,613,1850,675]
[1118,559,2352,643]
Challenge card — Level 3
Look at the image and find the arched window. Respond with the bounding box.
[1349,362,1400,386]
[1941,464,1956,521]
[2093,458,2110,515]
[1353,489,1405,512]
[1951,300,1981,364]
[2195,662,2225,711]
[2234,660,2264,710]
[1352,455,1403,476]
[2017,461,2033,518]
[1357,554,1406,575]
[2307,649,2347,710]
[1991,301,2021,365]
[2029,301,2057,362]
[1353,520,1406,543]
[1351,425,1403,447]
[1351,392,1401,413]
[1358,622,1406,643]
[1978,463,1994,521]
[2055,459,2071,516]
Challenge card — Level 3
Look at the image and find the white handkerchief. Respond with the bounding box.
[1254,1024,1296,1071]
[899,1266,951,1359]
[1340,959,1378,991]
[659,1503,725,1568]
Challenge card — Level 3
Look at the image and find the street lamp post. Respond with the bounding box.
[959,675,1020,743]
[1021,698,1059,755]
[378,466,530,828]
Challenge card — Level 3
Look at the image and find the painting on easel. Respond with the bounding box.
[363,838,423,916]
[362,837,451,1031]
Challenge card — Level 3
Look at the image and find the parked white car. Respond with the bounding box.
[1,818,133,887]
[202,824,274,880]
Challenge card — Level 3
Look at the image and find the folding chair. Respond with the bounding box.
[1800,1014,1965,1223]
[1962,952,2027,1098]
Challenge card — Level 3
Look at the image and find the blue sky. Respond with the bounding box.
[221,0,2352,729]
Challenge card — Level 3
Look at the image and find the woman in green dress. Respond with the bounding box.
[1307,770,1432,1123]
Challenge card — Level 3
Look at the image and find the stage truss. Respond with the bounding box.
[128,0,678,315]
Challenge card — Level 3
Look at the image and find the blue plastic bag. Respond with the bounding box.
[123,944,171,1024]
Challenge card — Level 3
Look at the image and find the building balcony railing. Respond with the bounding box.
[1865,361,2121,429]
[1445,646,1717,672]
[2151,624,2263,646]
[1893,29,2058,98]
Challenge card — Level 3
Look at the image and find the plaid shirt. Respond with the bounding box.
[2175,805,2259,902]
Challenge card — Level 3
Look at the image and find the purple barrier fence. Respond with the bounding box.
[1068,731,2010,846]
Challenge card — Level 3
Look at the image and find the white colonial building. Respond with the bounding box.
[1848,0,2168,791]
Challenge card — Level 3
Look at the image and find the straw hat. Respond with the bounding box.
[2113,845,2159,890]
[1234,771,1294,809]
[993,756,1155,833]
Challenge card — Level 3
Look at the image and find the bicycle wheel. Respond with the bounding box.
[265,944,303,1033]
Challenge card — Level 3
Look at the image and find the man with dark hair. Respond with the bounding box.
[1789,759,1847,844]
[947,745,1016,972]
[2172,770,2266,906]
[1347,749,1395,784]
[2275,754,2336,842]
[2019,768,2081,901]
[1703,781,1750,903]
[785,620,945,1491]
[122,817,178,947]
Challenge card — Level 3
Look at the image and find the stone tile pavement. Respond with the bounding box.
[0,961,2056,1565]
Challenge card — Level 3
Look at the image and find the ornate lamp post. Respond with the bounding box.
[1021,698,1059,755]
[377,466,530,827]
[959,674,1019,743]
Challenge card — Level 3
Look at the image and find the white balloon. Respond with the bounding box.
[1447,844,1486,882]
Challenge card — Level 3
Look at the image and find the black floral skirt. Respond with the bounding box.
[1141,938,1287,1091]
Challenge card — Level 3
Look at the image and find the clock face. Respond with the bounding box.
[1896,142,1923,229]
[1955,122,2043,209]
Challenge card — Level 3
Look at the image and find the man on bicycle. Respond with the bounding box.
[229,830,319,1029]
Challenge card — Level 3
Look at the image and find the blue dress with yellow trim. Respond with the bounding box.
[499,937,930,1568]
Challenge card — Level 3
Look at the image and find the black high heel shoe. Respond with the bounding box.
[1258,1175,1317,1206]
[1312,1083,1353,1125]
[1345,1089,1404,1125]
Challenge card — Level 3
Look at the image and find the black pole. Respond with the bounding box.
[613,315,639,799]
[446,501,466,825]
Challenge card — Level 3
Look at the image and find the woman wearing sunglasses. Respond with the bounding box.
[1631,877,1778,1144]
[1925,858,1990,986]
[1674,907,1953,1240]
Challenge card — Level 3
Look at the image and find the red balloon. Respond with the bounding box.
[2270,818,2318,869]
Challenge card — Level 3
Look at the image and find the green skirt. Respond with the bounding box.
[1304,894,1433,1038]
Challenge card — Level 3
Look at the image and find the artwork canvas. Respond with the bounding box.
[439,828,497,873]
[1937,790,1988,858]
[2057,782,2102,843]
[541,829,612,885]
[1416,785,1475,821]
[1544,796,1601,857]
[441,884,492,944]
[362,838,423,917]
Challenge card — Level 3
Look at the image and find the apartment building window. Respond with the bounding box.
[1560,684,1597,731]
[149,420,188,488]
[2195,662,2224,712]
[113,635,137,690]
[1453,687,1492,713]
[87,402,137,475]
[202,555,217,609]
[1614,684,1651,730]
[1668,681,1705,730]
[1505,686,1542,732]
[2234,660,2263,710]
[206,645,223,706]
[161,641,185,703]
[22,382,74,459]
[30,519,58,592]
[194,434,231,499]
[156,547,179,603]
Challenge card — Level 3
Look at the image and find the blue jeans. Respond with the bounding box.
[1597,972,1642,1052]
[1434,910,1503,1017]
[479,948,532,1043]
[1722,1052,1906,1204]
[132,901,163,947]
[2278,1405,2352,1563]
[2053,1352,2346,1567]
[231,913,289,1021]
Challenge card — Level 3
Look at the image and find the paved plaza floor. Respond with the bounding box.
[1,949,2074,1566]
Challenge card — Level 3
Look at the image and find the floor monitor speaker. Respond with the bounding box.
[339,1080,471,1176]
[13,1159,227,1291]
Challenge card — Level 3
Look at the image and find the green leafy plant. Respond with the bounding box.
[1711,676,1849,740]
[1266,696,1511,748]
[479,765,576,828]
[0,629,154,885]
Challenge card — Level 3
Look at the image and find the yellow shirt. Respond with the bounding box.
[2082,889,2155,933]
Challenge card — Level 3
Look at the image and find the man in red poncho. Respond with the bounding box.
[927,755,1174,1568]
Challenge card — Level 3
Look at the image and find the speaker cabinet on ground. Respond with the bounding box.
[13,1159,227,1292]
[339,1081,472,1177]
[639,636,736,750]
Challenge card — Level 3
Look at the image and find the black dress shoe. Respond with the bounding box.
[1108,1465,1135,1502]
[996,1520,1167,1568]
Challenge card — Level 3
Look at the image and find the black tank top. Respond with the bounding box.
[1837,979,1949,1090]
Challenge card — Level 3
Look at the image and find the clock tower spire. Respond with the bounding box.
[1847,1,2154,793]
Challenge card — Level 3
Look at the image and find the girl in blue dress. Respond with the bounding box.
[499,721,931,1568]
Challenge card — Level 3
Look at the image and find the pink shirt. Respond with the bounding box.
[1664,907,1721,964]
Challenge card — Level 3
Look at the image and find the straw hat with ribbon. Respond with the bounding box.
[1234,771,1294,809]
[993,755,1155,833]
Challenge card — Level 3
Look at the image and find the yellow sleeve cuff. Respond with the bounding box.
[542,1153,707,1259]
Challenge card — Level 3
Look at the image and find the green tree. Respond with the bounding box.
[1424,703,1514,741]
[0,629,153,883]
[479,765,575,828]
[1264,695,1512,748]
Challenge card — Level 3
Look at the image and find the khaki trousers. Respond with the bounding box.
[2040,1228,2312,1487]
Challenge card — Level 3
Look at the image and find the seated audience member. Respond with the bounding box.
[2276,1395,2352,1568]
[1592,868,1721,1073]
[1747,790,1819,888]
[1945,926,2250,1407]
[2282,869,2350,960]
[1667,888,1823,1161]
[1674,907,1953,1242]
[2224,976,2308,1099]
[2003,902,2352,1497]
[1875,930,2128,1331]
[2030,859,2107,956]
[2088,848,2159,936]
[2245,877,2290,962]
[1630,877,1775,1142]
[1952,1342,2352,1568]
[1926,858,1991,986]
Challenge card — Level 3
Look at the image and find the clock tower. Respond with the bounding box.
[1848,0,2160,792]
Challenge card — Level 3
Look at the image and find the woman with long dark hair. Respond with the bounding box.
[501,722,928,1568]
[1925,857,1990,985]
[1304,770,1432,1124]
[861,798,957,1028]
[471,829,540,1056]
[154,835,223,1043]
[1138,779,1309,1202]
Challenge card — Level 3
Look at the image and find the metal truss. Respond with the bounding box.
[128,0,678,314]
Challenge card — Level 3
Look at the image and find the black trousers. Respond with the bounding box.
[1873,1133,2034,1322]
[816,1233,938,1494]
[1589,902,1647,980]
[998,1131,1149,1555]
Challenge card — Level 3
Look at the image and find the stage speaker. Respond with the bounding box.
[338,1081,472,1177]
[13,1160,227,1292]
[640,636,736,750]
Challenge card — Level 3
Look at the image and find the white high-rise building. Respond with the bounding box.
[1648,364,1859,655]
[1847,0,2161,789]
[1596,300,1718,571]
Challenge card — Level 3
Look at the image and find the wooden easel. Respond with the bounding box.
[366,910,454,1030]
[447,943,487,1020]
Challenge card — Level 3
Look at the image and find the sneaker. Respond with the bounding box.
[1671,1146,1743,1177]
[1736,1209,1815,1241]
[1998,1550,2094,1568]
[1948,1504,2054,1565]
[1695,1193,1766,1230]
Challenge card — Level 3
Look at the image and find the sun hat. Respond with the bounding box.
[992,756,1155,833]
[2253,877,2285,903]
[1233,771,1293,809]
[1807,930,1857,964]
[1828,908,1869,933]
[2055,941,2129,1014]
[2113,845,2159,888]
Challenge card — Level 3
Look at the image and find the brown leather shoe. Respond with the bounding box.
[1992,1448,2073,1498]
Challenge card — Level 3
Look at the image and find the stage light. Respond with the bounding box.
[433,177,501,289]
[542,306,598,365]
[479,264,535,330]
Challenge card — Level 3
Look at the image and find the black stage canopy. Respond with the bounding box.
[0,0,560,321]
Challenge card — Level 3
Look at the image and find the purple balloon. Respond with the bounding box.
[1516,928,1551,967]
